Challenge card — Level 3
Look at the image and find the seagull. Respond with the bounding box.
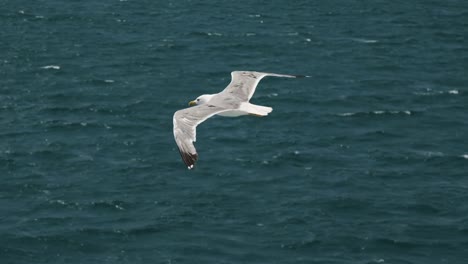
[173,71,307,169]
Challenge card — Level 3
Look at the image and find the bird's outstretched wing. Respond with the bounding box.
[220,71,307,101]
[173,104,228,169]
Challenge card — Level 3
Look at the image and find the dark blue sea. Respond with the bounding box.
[1,1,468,263]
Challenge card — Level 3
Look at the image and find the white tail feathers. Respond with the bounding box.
[240,102,273,116]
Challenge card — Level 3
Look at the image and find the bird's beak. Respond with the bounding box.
[188,100,197,106]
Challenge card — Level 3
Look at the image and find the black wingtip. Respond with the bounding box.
[178,149,198,170]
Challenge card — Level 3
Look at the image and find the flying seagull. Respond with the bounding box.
[173,71,307,169]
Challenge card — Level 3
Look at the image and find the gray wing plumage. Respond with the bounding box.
[220,71,307,101]
[173,104,228,169]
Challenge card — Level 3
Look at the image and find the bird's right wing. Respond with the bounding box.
[173,104,228,169]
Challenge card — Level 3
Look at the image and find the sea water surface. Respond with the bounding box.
[1,1,468,263]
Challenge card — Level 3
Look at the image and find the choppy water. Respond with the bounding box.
[1,1,468,263]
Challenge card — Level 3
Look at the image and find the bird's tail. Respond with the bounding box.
[240,102,273,116]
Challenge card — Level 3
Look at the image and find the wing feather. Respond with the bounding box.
[220,71,305,101]
[173,104,228,169]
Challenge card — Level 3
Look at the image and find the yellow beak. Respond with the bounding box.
[188,100,197,106]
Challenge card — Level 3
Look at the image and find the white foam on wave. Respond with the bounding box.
[247,14,264,23]
[351,38,378,43]
[41,65,60,70]
[462,154,468,159]
[338,112,355,116]
[414,88,460,96]
[420,151,445,157]
[338,110,412,117]
[207,32,223,36]
[389,110,412,115]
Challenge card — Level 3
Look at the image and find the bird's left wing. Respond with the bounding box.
[173,104,228,169]
[220,71,306,101]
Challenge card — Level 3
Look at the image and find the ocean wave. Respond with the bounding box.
[38,120,102,129]
[410,151,468,161]
[40,65,60,70]
[413,88,460,96]
[45,199,129,212]
[90,200,126,211]
[338,110,412,117]
[350,38,379,44]
[189,31,224,37]
[373,149,468,162]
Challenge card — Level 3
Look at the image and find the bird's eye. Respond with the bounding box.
[197,99,200,101]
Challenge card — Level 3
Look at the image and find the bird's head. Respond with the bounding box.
[189,94,215,106]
